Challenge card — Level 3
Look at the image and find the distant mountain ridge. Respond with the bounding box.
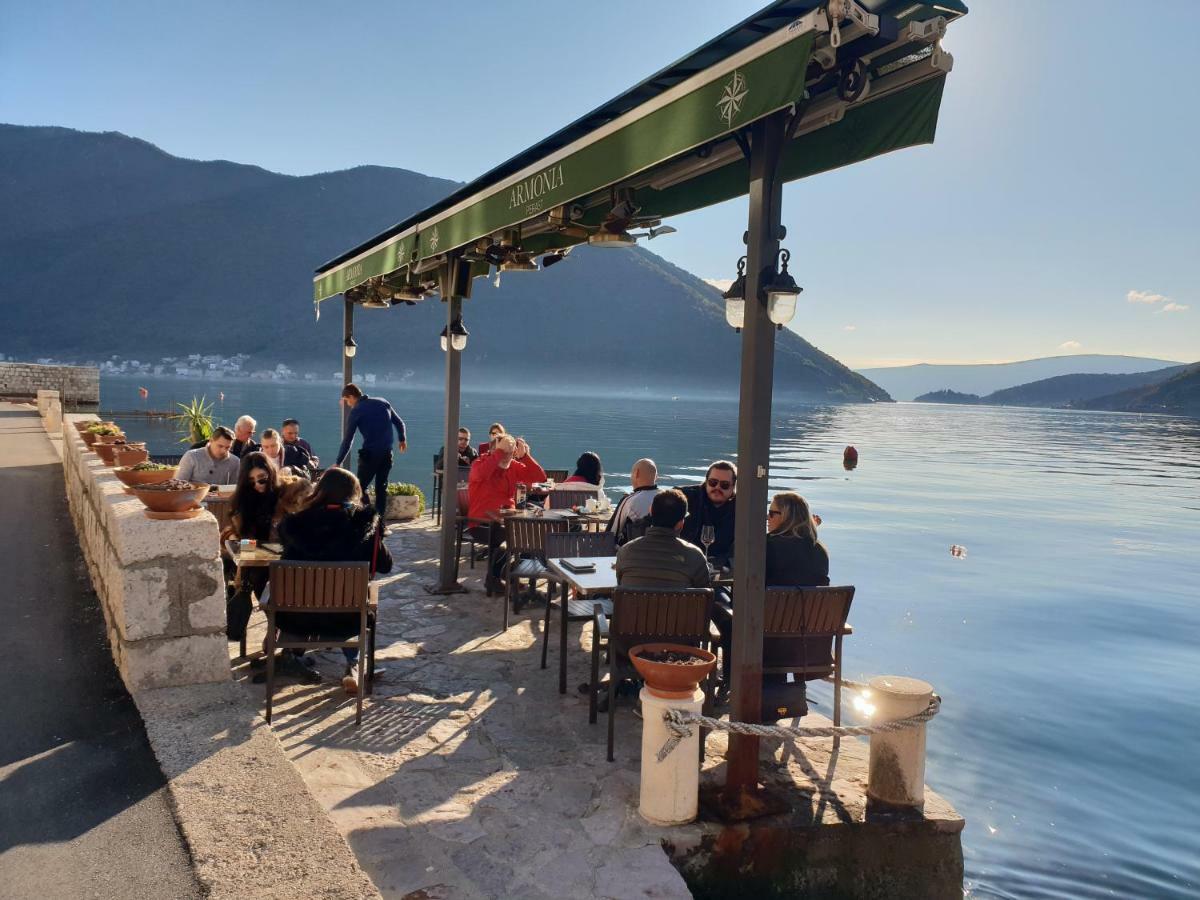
[860,354,1185,401]
[0,123,888,403]
[1082,363,1200,416]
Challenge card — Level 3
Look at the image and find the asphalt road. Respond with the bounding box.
[0,405,201,900]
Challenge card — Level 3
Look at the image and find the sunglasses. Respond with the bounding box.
[251,476,270,486]
[707,478,733,490]
[767,509,781,517]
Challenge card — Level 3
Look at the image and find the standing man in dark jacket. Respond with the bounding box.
[334,383,407,511]
[679,460,737,565]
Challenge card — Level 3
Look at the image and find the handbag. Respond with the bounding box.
[225,588,253,640]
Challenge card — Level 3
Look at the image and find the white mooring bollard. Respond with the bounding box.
[639,686,704,825]
[866,675,934,808]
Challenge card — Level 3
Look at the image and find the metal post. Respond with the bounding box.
[342,298,354,440]
[726,110,787,797]
[432,257,468,593]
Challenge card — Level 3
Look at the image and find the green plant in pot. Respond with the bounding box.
[173,396,214,446]
[384,482,425,521]
[83,423,121,446]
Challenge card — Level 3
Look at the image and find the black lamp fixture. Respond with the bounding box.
[439,316,469,352]
[343,335,357,359]
[721,257,747,331]
[763,249,802,328]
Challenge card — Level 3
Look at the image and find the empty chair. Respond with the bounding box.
[502,517,569,630]
[547,489,595,510]
[593,586,715,761]
[762,586,855,724]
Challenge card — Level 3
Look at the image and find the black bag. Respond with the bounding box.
[226,588,253,640]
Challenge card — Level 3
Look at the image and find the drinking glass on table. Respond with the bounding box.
[700,525,715,559]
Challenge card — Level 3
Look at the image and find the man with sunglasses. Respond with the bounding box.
[679,460,737,566]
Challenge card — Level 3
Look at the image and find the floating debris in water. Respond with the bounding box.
[950,544,968,559]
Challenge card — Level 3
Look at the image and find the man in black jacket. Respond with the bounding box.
[679,460,737,565]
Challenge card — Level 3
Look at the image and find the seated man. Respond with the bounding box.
[467,434,546,590]
[177,426,241,485]
[679,460,737,566]
[436,427,479,471]
[607,457,660,545]
[615,489,710,589]
[231,415,260,457]
[478,422,505,457]
[281,418,318,476]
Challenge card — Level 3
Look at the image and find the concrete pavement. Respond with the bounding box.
[0,403,201,900]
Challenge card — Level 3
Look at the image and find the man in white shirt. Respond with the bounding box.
[177,426,241,484]
[607,458,660,545]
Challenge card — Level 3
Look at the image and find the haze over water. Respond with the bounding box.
[105,376,1200,899]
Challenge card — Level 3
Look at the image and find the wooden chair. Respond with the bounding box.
[452,487,485,578]
[547,489,595,510]
[265,561,371,725]
[542,469,569,484]
[762,586,855,725]
[501,517,569,630]
[593,587,715,762]
[541,531,616,671]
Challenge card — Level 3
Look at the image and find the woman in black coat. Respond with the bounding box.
[274,467,392,694]
[225,452,281,641]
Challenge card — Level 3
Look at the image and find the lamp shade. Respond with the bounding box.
[724,297,745,330]
[343,336,357,358]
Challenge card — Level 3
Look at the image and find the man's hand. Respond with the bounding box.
[514,437,529,459]
[398,440,408,454]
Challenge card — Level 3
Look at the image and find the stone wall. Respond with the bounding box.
[1,362,99,405]
[61,414,229,692]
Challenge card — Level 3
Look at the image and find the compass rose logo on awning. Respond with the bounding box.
[717,70,748,126]
[429,225,440,252]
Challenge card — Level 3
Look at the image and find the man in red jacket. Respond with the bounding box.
[468,434,546,595]
[468,434,546,521]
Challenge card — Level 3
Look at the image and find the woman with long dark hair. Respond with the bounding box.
[565,451,604,487]
[275,467,392,695]
[225,452,280,642]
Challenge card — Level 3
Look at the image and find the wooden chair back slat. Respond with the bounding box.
[611,588,713,647]
[544,531,615,560]
[547,489,594,510]
[504,517,568,556]
[457,487,470,517]
[763,587,855,637]
[269,561,371,611]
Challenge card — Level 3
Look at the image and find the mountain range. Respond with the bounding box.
[0,123,887,403]
[859,354,1185,401]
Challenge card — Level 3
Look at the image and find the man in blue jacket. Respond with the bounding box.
[335,383,408,511]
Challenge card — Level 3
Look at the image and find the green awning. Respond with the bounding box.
[314,1,963,302]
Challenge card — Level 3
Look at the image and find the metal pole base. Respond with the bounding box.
[424,581,468,595]
[701,782,790,823]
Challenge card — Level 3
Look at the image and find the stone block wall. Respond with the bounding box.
[61,414,229,692]
[0,362,99,405]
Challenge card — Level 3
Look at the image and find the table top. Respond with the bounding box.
[224,539,281,567]
[546,556,619,595]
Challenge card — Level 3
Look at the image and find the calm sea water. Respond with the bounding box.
[103,375,1200,899]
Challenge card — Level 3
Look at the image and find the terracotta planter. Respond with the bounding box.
[130,481,210,514]
[93,443,121,465]
[385,494,421,521]
[629,643,717,699]
[113,444,149,467]
[82,431,101,446]
[96,431,126,445]
[114,466,179,489]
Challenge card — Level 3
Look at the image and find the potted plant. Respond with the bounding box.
[172,396,214,446]
[629,643,717,699]
[114,462,179,489]
[83,423,121,447]
[384,482,425,521]
[128,478,210,520]
[113,442,149,467]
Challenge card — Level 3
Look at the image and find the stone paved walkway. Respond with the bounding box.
[234,520,693,900]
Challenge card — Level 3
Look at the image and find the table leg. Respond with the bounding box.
[559,580,569,694]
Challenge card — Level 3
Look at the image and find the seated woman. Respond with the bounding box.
[714,491,830,710]
[224,452,280,642]
[564,451,603,487]
[275,467,392,695]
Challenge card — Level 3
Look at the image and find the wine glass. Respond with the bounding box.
[700,525,715,560]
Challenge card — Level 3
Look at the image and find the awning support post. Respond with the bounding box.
[432,256,469,594]
[342,298,354,439]
[726,109,787,799]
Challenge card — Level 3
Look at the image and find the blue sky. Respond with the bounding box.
[1,1,1196,367]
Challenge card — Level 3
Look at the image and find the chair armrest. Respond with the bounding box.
[593,603,609,639]
[839,624,854,635]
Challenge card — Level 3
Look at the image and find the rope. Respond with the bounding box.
[655,689,941,762]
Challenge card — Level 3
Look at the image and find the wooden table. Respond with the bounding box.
[545,556,619,694]
[224,539,281,571]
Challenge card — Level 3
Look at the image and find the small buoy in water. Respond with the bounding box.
[218,391,225,402]
[138,386,148,399]
[950,544,968,559]
[843,445,859,470]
